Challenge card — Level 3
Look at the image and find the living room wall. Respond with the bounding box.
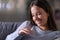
[0,0,60,30]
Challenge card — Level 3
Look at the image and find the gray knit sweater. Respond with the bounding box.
[5,21,60,40]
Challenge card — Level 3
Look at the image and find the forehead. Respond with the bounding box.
[31,6,40,11]
[31,6,44,13]
[31,6,41,14]
[31,5,48,15]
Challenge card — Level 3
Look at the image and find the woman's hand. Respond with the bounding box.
[18,27,34,36]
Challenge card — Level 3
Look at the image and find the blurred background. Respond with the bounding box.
[0,0,60,30]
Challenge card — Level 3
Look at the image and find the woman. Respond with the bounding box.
[5,0,60,40]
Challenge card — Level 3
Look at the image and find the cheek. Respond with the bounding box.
[42,14,48,21]
[32,17,35,21]
[42,16,48,24]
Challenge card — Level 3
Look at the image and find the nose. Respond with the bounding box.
[34,15,40,20]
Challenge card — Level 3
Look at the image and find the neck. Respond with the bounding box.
[38,25,49,31]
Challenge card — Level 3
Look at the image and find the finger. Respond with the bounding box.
[23,29,31,34]
[19,29,28,35]
[19,27,33,35]
[23,29,35,36]
[23,28,32,34]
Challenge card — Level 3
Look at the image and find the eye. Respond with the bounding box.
[36,12,41,15]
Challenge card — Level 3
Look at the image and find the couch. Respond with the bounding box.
[0,22,22,40]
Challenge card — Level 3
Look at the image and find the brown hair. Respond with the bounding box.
[28,0,57,31]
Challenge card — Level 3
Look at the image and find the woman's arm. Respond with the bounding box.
[5,21,31,40]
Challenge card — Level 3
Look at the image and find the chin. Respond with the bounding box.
[37,23,45,26]
[37,24,42,26]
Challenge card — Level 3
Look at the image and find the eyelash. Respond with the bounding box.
[32,12,41,17]
[36,12,41,15]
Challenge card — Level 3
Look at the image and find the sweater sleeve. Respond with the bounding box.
[54,31,60,40]
[5,21,31,40]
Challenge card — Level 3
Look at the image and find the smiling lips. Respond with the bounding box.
[35,19,42,23]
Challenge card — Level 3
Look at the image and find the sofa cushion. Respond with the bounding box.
[0,22,22,40]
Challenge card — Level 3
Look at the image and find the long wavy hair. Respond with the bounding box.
[28,0,57,31]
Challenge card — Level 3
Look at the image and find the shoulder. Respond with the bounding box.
[20,20,31,26]
[47,31,60,37]
[53,31,60,38]
[53,31,60,35]
[17,20,31,30]
[50,31,60,35]
[55,31,60,36]
[53,31,60,40]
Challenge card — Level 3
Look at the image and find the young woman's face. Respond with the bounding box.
[31,5,49,26]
